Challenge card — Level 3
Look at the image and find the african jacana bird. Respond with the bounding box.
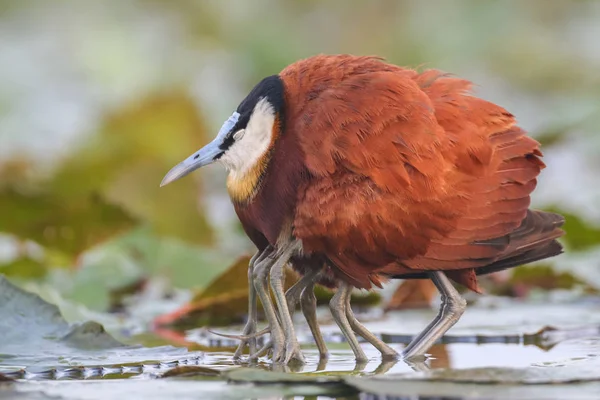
[161,54,565,364]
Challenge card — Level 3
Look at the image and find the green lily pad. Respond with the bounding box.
[0,257,48,280]
[0,276,202,372]
[0,186,138,261]
[161,365,222,378]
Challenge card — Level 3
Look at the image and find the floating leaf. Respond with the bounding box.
[0,186,138,260]
[0,276,201,372]
[508,264,599,295]
[0,256,48,280]
[161,366,221,378]
[51,91,213,245]
[108,228,230,290]
[0,92,214,261]
[154,255,301,329]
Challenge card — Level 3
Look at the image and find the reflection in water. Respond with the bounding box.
[4,337,598,381]
[263,356,403,375]
[127,321,600,380]
[371,358,402,375]
[428,344,450,369]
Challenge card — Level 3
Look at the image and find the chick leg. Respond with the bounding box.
[402,271,466,359]
[345,294,399,360]
[246,267,325,360]
[232,249,268,359]
[224,260,305,358]
[300,278,329,360]
[269,241,305,364]
[251,249,286,362]
[329,281,368,362]
[284,270,315,312]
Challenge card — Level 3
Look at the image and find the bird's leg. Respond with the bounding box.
[300,278,329,360]
[232,250,265,359]
[269,240,305,364]
[282,271,309,314]
[329,281,368,362]
[402,271,466,359]
[345,291,399,360]
[250,249,286,362]
[245,267,322,359]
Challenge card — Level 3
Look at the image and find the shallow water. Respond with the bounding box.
[2,291,600,399]
[5,336,600,400]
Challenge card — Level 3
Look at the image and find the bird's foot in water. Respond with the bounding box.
[210,325,292,364]
[284,339,305,364]
[249,340,272,361]
[235,320,255,359]
[207,323,270,359]
[269,327,286,362]
[246,324,285,362]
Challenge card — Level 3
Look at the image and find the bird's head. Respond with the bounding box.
[160,75,285,201]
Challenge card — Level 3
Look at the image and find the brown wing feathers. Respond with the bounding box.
[286,56,564,291]
[393,76,563,290]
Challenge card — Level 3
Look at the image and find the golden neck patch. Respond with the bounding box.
[225,118,280,203]
[226,154,269,203]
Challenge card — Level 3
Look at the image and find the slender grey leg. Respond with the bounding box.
[345,292,399,360]
[233,250,262,359]
[245,267,321,360]
[250,340,272,360]
[211,250,270,357]
[316,357,328,371]
[269,241,305,364]
[402,271,466,359]
[285,270,318,313]
[300,280,329,360]
[251,252,285,362]
[329,281,368,362]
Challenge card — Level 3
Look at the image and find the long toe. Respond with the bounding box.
[284,341,305,364]
[271,341,285,362]
[249,340,272,361]
[232,321,261,359]
[270,327,286,362]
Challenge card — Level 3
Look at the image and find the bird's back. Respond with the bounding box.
[284,55,564,290]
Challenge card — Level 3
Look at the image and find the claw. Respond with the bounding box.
[283,341,305,364]
[207,326,271,341]
[272,343,285,363]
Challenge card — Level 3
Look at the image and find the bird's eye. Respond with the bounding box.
[233,129,245,140]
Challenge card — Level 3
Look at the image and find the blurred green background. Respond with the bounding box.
[1,0,599,324]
